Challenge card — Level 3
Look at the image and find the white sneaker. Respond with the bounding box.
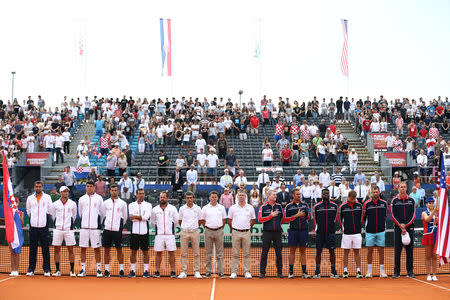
[52,271,61,277]
[26,271,34,276]
[44,272,51,277]
[379,272,388,278]
[9,271,18,277]
[230,273,237,279]
[365,272,372,278]
[427,275,432,281]
[194,272,202,279]
[244,272,252,279]
[70,271,76,277]
[432,275,438,281]
[177,272,187,279]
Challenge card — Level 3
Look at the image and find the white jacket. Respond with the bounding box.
[50,199,77,231]
[128,201,152,235]
[26,193,52,228]
[151,204,179,235]
[103,197,128,232]
[78,193,104,229]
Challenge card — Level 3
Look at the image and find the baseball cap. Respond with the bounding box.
[59,186,69,192]
[425,197,435,203]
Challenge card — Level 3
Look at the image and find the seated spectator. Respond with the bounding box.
[219,188,234,208]
[95,175,107,198]
[299,153,310,167]
[219,169,233,190]
[234,170,248,189]
[77,151,90,167]
[117,152,128,176]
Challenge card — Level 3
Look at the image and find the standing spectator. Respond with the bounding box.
[261,143,273,166]
[353,169,366,187]
[197,148,208,185]
[216,134,228,162]
[171,166,185,196]
[249,114,260,135]
[62,128,71,155]
[219,188,234,208]
[206,148,220,184]
[331,167,343,186]
[299,153,310,167]
[95,175,107,198]
[392,135,403,152]
[274,119,284,142]
[118,172,133,202]
[106,152,117,177]
[224,148,239,176]
[177,192,202,279]
[386,132,395,152]
[134,172,145,195]
[234,169,248,189]
[26,181,52,276]
[258,190,284,278]
[117,153,128,176]
[276,183,291,207]
[186,165,198,194]
[201,191,227,278]
[349,149,358,174]
[62,166,77,200]
[293,169,305,188]
[280,144,292,166]
[391,182,416,278]
[395,115,404,135]
[228,190,256,279]
[257,169,270,195]
[319,167,331,188]
[157,150,170,184]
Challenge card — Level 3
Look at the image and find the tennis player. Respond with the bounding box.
[312,188,338,278]
[337,190,363,278]
[362,186,388,278]
[102,184,128,278]
[128,188,152,278]
[283,187,310,279]
[151,191,179,278]
[421,198,439,281]
[78,181,104,277]
[49,186,77,277]
[26,181,52,276]
[228,190,256,279]
[258,189,284,278]
[200,191,227,278]
[391,181,416,278]
[2,204,24,277]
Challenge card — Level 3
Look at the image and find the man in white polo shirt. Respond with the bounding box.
[227,190,256,279]
[178,191,202,279]
[128,188,152,278]
[50,186,77,277]
[151,191,179,278]
[78,181,104,277]
[102,184,128,278]
[201,191,227,278]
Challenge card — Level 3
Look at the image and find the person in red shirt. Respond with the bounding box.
[362,116,371,138]
[249,114,260,135]
[328,121,337,134]
[436,105,444,121]
[408,120,417,138]
[281,144,292,166]
[290,121,300,140]
[419,127,428,138]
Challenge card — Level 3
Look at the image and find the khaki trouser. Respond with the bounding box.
[187,184,197,194]
[180,230,200,273]
[231,230,251,274]
[204,228,224,274]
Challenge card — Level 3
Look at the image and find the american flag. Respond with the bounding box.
[435,152,450,265]
[340,19,349,77]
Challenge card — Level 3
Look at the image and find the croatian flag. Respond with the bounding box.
[2,154,24,253]
[435,152,450,265]
[71,167,94,180]
[160,18,172,76]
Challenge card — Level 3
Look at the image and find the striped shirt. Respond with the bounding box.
[331,172,343,185]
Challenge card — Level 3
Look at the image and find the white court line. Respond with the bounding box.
[0,277,15,284]
[410,277,450,292]
[210,277,216,300]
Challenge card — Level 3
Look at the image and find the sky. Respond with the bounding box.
[0,0,449,107]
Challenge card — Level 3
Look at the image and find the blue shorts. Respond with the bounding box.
[316,233,336,249]
[288,230,308,247]
[365,232,385,247]
[207,168,217,176]
[274,134,281,141]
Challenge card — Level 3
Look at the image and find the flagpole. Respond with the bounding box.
[258,18,262,98]
[346,19,349,99]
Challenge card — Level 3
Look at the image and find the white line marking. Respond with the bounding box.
[210,277,216,300]
[0,277,15,284]
[410,277,450,292]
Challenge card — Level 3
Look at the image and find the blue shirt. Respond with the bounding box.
[409,192,421,205]
[293,174,304,186]
[95,120,104,131]
[353,173,366,186]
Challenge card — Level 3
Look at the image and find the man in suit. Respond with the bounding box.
[276,183,291,207]
[171,166,185,198]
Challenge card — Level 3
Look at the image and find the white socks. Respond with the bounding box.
[367,264,372,272]
[81,263,86,271]
[130,264,136,272]
[144,264,149,272]
[96,263,101,270]
[119,264,124,271]
[105,264,109,271]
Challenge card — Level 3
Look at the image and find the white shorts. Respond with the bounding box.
[79,229,102,248]
[52,230,76,246]
[154,235,176,252]
[341,233,362,249]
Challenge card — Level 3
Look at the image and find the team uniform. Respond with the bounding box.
[390,195,416,277]
[178,203,202,278]
[258,201,284,277]
[283,201,310,247]
[362,198,388,247]
[50,199,77,247]
[151,204,179,252]
[338,202,363,249]
[102,197,128,248]
[128,200,152,251]
[421,209,437,246]
[78,193,104,248]
[313,200,338,249]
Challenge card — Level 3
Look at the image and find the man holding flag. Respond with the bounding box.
[435,153,450,266]
[2,153,24,276]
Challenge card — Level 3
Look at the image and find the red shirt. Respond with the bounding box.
[290,124,300,135]
[436,106,444,115]
[362,119,371,131]
[275,124,284,135]
[329,125,337,134]
[419,129,428,138]
[281,149,292,162]
[250,116,260,129]
[408,123,417,137]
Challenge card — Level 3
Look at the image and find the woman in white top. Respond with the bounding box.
[380,117,388,132]
[27,133,36,153]
[249,190,260,208]
[138,132,146,153]
[261,182,271,202]
[339,179,351,203]
[370,118,380,132]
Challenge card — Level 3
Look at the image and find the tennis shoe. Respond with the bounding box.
[52,271,61,277]
[153,270,160,278]
[230,273,237,279]
[178,272,187,279]
[379,272,388,278]
[194,272,202,279]
[70,271,76,277]
[288,273,294,279]
[119,270,125,278]
[365,272,372,278]
[96,270,103,277]
[218,273,225,279]
[302,273,311,279]
[77,270,86,277]
[204,272,211,278]
[170,271,177,278]
[128,270,136,278]
[103,270,110,278]
[342,271,349,278]
[9,271,19,277]
[44,272,51,277]
[143,271,150,278]
[427,275,432,281]
[330,271,339,279]
[313,273,321,279]
[245,272,252,279]
[432,275,438,281]
[356,271,363,279]
[26,271,34,276]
